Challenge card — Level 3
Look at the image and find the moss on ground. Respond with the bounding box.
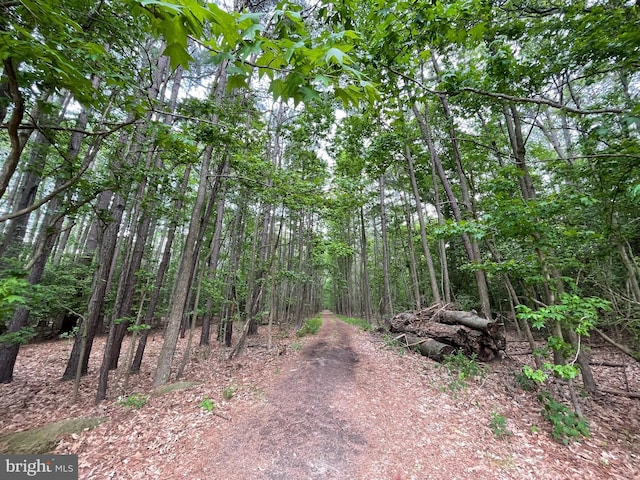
[153,381,201,396]
[0,417,106,454]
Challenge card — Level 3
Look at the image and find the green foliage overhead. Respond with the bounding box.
[135,0,379,106]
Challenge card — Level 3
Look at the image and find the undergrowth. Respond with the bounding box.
[118,393,148,409]
[296,316,322,337]
[338,315,373,331]
[489,411,512,439]
[538,391,590,444]
[381,333,405,355]
[198,397,217,412]
[440,352,486,394]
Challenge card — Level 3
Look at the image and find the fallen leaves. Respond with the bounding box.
[0,321,638,479]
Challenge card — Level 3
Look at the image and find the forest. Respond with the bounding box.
[0,0,639,414]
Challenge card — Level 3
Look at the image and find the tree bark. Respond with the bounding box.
[0,58,31,201]
[152,145,213,387]
[405,144,441,305]
[379,173,393,318]
[200,158,229,346]
[399,333,455,360]
[412,103,492,319]
[389,308,506,362]
[359,206,373,323]
[403,201,422,310]
[62,191,124,381]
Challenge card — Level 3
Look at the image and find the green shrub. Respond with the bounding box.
[441,352,486,394]
[489,411,512,439]
[338,315,373,331]
[198,397,216,412]
[0,277,28,323]
[442,352,485,380]
[296,316,322,337]
[223,386,235,400]
[538,391,590,444]
[514,371,537,391]
[118,393,148,409]
[0,327,36,346]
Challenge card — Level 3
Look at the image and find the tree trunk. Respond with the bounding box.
[429,155,452,303]
[152,144,213,387]
[389,308,506,362]
[405,144,441,305]
[152,59,230,387]
[359,206,373,323]
[412,103,492,319]
[0,193,66,382]
[399,334,455,360]
[0,90,100,383]
[130,166,190,373]
[379,173,393,318]
[0,58,32,200]
[404,203,422,311]
[200,159,229,346]
[62,191,125,381]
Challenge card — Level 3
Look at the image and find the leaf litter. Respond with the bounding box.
[0,312,638,479]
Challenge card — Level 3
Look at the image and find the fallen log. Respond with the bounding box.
[398,334,455,361]
[598,387,640,399]
[388,307,506,362]
[435,310,501,336]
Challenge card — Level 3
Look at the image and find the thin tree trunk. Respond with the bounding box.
[359,206,373,322]
[200,159,229,346]
[405,144,441,304]
[176,266,204,380]
[130,172,190,372]
[152,145,213,387]
[430,155,451,303]
[0,200,64,382]
[152,59,229,387]
[403,199,422,310]
[379,173,393,318]
[0,59,31,200]
[412,103,492,319]
[62,191,125,381]
[618,241,640,302]
[0,91,101,383]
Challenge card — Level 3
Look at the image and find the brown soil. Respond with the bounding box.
[203,314,365,479]
[1,311,639,479]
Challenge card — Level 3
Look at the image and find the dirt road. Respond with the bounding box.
[6,311,636,479]
[205,312,366,479]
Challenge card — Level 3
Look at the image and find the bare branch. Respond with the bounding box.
[385,64,627,115]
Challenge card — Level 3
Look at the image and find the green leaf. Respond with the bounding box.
[181,0,211,22]
[242,23,263,41]
[163,43,193,70]
[227,74,249,91]
[208,3,239,46]
[324,47,350,66]
[238,12,263,25]
[140,0,183,14]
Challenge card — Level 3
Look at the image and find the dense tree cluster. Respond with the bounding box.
[0,1,638,405]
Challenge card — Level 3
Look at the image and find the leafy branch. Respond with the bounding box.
[384,64,627,115]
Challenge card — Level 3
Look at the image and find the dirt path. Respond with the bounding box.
[204,312,366,479]
[3,312,638,479]
[192,312,639,480]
